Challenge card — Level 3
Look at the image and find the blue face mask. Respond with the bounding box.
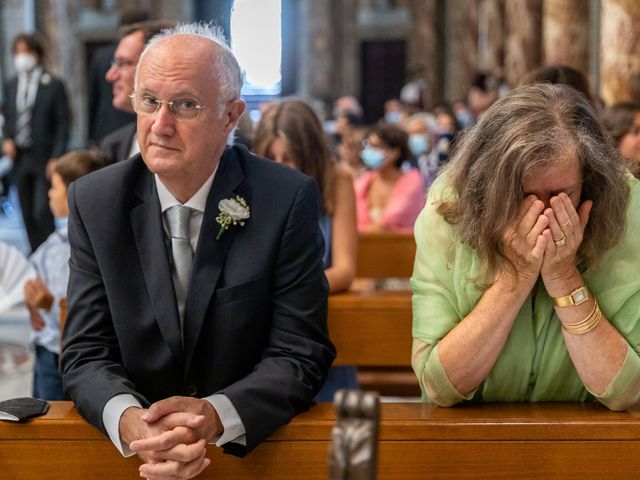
[54,216,68,231]
[455,110,474,128]
[385,111,402,124]
[360,146,385,169]
[409,134,430,156]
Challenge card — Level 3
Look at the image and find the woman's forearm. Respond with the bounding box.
[436,273,533,396]
[546,269,632,404]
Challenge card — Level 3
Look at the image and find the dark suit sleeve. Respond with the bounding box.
[60,181,149,433]
[50,79,70,159]
[220,176,336,455]
[2,81,17,140]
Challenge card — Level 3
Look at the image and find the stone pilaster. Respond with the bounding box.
[504,0,542,86]
[543,0,589,73]
[297,0,334,102]
[444,0,478,101]
[331,0,359,97]
[600,0,640,104]
[477,0,503,73]
[42,0,84,147]
[409,0,440,107]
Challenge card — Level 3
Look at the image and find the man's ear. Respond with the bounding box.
[223,99,247,135]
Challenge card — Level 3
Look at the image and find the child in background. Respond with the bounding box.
[24,149,106,400]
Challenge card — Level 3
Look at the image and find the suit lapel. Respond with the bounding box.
[120,123,137,161]
[130,162,184,365]
[30,72,50,117]
[183,148,246,372]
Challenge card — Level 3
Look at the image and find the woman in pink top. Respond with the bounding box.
[355,123,425,232]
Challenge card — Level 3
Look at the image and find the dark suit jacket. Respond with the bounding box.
[99,121,136,164]
[60,145,335,456]
[3,72,69,168]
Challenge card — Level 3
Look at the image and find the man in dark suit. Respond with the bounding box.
[60,23,334,479]
[87,42,136,145]
[2,33,69,251]
[99,21,174,164]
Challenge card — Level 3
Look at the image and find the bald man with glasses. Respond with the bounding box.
[61,23,334,479]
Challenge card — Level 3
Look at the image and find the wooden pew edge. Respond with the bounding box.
[4,402,640,443]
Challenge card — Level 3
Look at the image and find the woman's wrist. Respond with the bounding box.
[493,268,537,301]
[543,266,583,298]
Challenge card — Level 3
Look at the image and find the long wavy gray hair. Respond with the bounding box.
[437,83,629,286]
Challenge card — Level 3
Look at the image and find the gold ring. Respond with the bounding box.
[554,236,566,247]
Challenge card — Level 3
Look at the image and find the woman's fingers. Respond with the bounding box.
[550,194,578,235]
[517,198,545,237]
[532,231,548,260]
[544,208,564,243]
[577,200,593,230]
[525,214,548,246]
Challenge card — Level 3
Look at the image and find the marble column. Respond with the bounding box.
[1,0,34,80]
[600,0,640,105]
[297,0,334,105]
[477,0,503,74]
[331,0,359,97]
[503,0,542,87]
[42,0,85,147]
[444,0,478,101]
[543,0,589,73]
[409,0,440,107]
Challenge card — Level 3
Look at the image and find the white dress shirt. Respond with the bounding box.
[102,167,246,456]
[16,66,42,112]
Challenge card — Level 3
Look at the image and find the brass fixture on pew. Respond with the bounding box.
[328,390,380,479]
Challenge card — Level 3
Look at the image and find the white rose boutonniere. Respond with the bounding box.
[216,195,250,240]
[40,73,51,85]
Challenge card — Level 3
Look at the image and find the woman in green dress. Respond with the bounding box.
[412,83,640,410]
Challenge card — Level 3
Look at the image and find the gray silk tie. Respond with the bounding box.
[165,205,194,340]
[15,80,33,148]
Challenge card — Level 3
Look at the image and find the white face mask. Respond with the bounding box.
[14,53,37,73]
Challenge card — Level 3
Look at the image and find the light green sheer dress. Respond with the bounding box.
[411,174,640,409]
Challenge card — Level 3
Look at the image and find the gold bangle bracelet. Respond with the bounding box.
[561,300,601,335]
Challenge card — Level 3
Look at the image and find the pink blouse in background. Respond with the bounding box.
[354,168,425,232]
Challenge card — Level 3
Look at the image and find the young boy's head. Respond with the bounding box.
[49,149,107,219]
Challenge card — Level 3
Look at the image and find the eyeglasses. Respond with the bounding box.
[110,58,137,70]
[129,92,208,121]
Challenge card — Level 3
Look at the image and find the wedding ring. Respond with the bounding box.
[554,236,566,247]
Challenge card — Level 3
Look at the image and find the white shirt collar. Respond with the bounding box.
[154,163,219,214]
[18,66,42,83]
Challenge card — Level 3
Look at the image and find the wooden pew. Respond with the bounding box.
[329,286,411,368]
[352,233,417,394]
[3,402,640,479]
[356,232,415,278]
[328,283,418,396]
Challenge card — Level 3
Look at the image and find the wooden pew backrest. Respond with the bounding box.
[356,233,416,278]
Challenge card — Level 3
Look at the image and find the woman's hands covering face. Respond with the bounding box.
[540,192,592,291]
[501,195,548,285]
[501,193,592,288]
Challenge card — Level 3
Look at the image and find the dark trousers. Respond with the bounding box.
[33,345,66,400]
[14,150,54,252]
[315,366,359,402]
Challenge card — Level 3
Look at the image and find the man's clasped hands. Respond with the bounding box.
[121,396,223,480]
